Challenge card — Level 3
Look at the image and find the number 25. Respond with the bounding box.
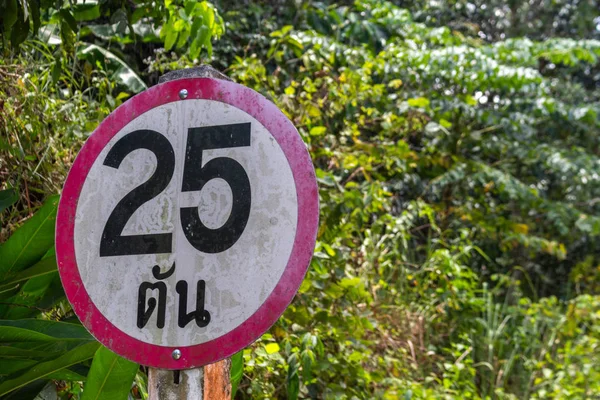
[99,123,251,257]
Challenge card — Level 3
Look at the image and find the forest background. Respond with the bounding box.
[1,0,600,399]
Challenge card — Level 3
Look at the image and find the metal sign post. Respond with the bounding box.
[148,358,230,399]
[56,66,318,398]
[148,69,235,400]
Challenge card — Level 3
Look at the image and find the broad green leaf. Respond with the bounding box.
[0,341,100,396]
[285,36,304,52]
[0,285,18,295]
[83,24,117,40]
[51,59,62,83]
[189,16,204,38]
[0,346,63,359]
[0,326,58,343]
[0,321,92,363]
[0,319,92,340]
[10,8,29,47]
[176,28,190,48]
[0,257,57,292]
[195,3,213,28]
[173,18,186,32]
[184,0,195,16]
[0,339,87,359]
[164,25,178,50]
[0,359,37,376]
[439,118,453,128]
[72,0,101,21]
[46,368,87,382]
[132,21,161,42]
[77,44,147,93]
[30,0,41,35]
[58,9,79,32]
[270,25,293,38]
[301,350,314,383]
[1,272,57,319]
[109,9,128,34]
[33,273,66,312]
[37,23,62,44]
[3,379,48,400]
[287,369,299,400]
[0,188,18,213]
[230,350,243,397]
[81,346,138,400]
[195,25,210,55]
[0,265,67,320]
[3,0,18,35]
[205,38,213,57]
[188,17,204,58]
[0,196,58,281]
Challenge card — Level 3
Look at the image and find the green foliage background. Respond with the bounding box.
[1,0,600,399]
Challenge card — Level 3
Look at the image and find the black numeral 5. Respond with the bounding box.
[181,123,251,253]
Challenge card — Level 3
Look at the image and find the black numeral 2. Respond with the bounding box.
[100,130,174,257]
[99,123,251,257]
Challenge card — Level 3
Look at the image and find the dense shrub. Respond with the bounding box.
[1,0,599,399]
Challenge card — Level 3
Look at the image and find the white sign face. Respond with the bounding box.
[74,100,297,345]
[56,78,319,368]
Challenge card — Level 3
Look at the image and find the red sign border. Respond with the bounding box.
[56,78,319,369]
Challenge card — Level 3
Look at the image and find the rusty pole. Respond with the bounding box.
[147,65,233,400]
[148,358,231,400]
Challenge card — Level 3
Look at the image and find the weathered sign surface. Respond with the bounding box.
[56,78,319,369]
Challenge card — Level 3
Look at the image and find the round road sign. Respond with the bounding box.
[56,78,319,369]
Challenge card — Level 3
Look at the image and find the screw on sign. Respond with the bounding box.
[55,68,319,395]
